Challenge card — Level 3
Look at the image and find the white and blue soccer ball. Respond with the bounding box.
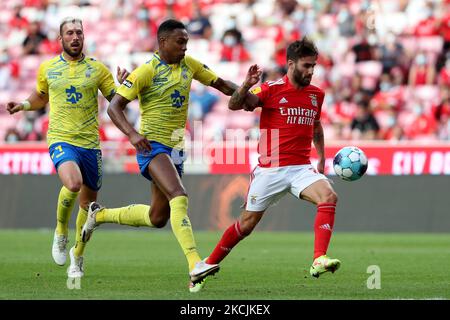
[333,146,368,181]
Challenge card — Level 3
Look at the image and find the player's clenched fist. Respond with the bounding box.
[6,102,24,114]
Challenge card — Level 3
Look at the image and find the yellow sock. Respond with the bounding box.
[95,204,153,227]
[73,207,88,258]
[56,186,78,236]
[169,196,201,272]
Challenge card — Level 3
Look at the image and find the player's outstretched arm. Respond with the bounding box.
[107,94,151,152]
[210,77,238,96]
[228,64,262,111]
[5,90,48,114]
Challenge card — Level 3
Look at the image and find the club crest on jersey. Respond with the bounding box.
[250,195,257,205]
[309,94,318,107]
[181,67,188,80]
[85,67,93,78]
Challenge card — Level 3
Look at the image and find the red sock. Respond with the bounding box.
[313,203,336,260]
[207,221,244,264]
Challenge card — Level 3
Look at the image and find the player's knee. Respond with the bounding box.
[150,214,169,228]
[150,207,170,228]
[167,187,187,200]
[321,189,338,204]
[65,180,82,193]
[79,200,90,211]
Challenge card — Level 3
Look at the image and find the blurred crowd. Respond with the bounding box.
[1,0,449,144]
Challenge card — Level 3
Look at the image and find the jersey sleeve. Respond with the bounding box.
[116,64,153,101]
[97,62,117,99]
[315,91,325,120]
[250,82,270,105]
[35,61,48,95]
[186,56,218,86]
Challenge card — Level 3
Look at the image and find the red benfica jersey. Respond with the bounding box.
[252,75,325,167]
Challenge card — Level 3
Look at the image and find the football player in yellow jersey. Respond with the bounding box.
[81,19,251,292]
[5,18,128,278]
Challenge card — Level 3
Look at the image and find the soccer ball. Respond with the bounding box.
[333,146,368,181]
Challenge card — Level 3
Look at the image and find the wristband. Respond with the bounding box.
[21,100,31,111]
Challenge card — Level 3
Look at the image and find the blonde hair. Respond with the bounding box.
[59,17,83,35]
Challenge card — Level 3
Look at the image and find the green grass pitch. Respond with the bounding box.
[0,230,449,300]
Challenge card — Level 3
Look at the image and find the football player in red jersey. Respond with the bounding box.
[191,37,340,283]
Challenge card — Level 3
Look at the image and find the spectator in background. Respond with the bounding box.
[134,3,158,52]
[381,110,405,141]
[438,54,450,89]
[413,2,439,37]
[188,85,219,122]
[8,5,29,30]
[261,65,286,83]
[351,32,377,63]
[187,2,212,40]
[220,28,251,62]
[408,53,436,86]
[0,49,20,90]
[40,29,61,55]
[336,4,356,37]
[405,100,437,140]
[351,102,380,140]
[22,21,48,55]
[439,0,450,51]
[4,128,22,143]
[377,32,405,74]
[433,88,450,140]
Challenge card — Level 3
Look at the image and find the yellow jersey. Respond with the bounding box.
[36,54,116,149]
[116,52,218,149]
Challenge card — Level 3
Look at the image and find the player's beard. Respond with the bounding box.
[62,41,83,58]
[293,66,312,87]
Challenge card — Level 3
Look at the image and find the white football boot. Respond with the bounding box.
[52,231,68,266]
[189,259,220,284]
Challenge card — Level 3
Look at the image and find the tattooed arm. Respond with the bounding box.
[228,64,262,111]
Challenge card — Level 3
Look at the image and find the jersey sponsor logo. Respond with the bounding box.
[65,86,83,104]
[153,77,168,83]
[279,97,288,104]
[48,71,62,79]
[171,90,186,108]
[123,79,133,88]
[279,107,317,125]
